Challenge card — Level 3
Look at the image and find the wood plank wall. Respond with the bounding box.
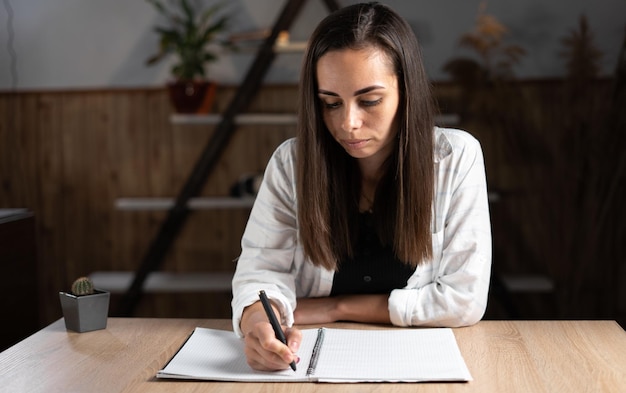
[0,86,298,325]
[1,82,624,330]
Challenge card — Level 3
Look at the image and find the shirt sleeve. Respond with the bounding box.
[388,129,492,327]
[231,139,299,337]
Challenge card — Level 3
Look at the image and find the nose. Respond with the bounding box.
[341,104,362,132]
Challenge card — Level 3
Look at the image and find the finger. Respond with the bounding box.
[245,344,290,371]
[285,326,302,353]
[257,325,296,365]
[244,324,293,370]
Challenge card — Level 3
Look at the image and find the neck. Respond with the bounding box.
[360,176,378,213]
[357,151,390,212]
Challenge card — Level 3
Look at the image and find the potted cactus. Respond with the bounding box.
[59,277,110,333]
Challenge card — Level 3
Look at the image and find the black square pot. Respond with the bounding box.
[59,290,110,333]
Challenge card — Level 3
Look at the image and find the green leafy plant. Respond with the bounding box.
[146,0,232,81]
[71,277,95,296]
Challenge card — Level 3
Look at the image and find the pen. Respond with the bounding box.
[258,290,297,371]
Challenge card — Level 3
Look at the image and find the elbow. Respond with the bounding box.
[427,301,485,328]
[446,287,488,327]
[388,279,489,327]
[456,301,486,327]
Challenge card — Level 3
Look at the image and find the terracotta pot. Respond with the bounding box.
[167,80,217,114]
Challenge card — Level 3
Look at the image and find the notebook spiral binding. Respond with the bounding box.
[306,328,326,376]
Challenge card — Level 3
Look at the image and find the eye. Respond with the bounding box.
[361,98,382,107]
[322,100,342,109]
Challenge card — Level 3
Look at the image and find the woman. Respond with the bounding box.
[231,2,491,371]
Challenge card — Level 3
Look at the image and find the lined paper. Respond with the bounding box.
[312,328,472,382]
[157,327,472,383]
[158,328,319,382]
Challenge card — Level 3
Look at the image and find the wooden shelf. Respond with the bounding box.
[90,271,233,293]
[436,114,460,127]
[171,113,460,127]
[115,197,255,211]
[115,0,345,317]
[500,275,554,293]
[171,113,298,125]
[273,41,308,52]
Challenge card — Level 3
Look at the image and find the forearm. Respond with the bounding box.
[335,294,391,323]
[294,294,391,325]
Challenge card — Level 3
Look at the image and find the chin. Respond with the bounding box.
[343,148,370,159]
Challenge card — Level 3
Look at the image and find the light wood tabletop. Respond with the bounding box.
[1,318,625,392]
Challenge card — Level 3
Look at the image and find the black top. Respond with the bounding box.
[330,212,416,296]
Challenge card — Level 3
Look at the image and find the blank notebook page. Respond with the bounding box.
[311,328,472,382]
[158,328,319,381]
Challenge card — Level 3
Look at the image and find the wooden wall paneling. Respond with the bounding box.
[16,94,47,326]
[0,93,31,205]
[145,90,177,197]
[109,92,137,271]
[140,90,180,274]
[115,92,163,272]
[89,92,113,277]
[1,94,45,329]
[171,123,213,194]
[32,92,66,324]
[111,91,169,274]
[0,95,7,201]
[6,83,620,323]
[59,93,93,280]
[1,95,13,202]
[168,120,215,273]
[63,91,87,279]
[169,122,238,273]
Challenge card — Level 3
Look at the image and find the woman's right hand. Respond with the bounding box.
[240,301,302,371]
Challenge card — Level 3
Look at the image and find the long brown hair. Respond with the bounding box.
[297,2,435,270]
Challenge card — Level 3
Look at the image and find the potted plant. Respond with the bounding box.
[146,0,233,113]
[59,276,110,333]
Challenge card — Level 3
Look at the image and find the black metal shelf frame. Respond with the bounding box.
[116,0,341,316]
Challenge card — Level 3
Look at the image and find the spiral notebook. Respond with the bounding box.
[157,327,472,383]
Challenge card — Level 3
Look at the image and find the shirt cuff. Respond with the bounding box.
[232,289,295,337]
[388,288,415,326]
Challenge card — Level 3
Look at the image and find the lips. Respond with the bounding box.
[343,139,370,149]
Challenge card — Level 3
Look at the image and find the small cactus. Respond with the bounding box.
[71,276,95,296]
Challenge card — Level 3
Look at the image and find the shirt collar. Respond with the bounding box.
[433,127,452,163]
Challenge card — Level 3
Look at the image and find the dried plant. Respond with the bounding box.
[501,17,624,319]
[529,19,625,318]
[442,2,538,173]
[560,15,604,86]
[443,1,526,87]
[444,9,626,320]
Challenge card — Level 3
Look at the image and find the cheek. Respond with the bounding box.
[322,111,341,134]
[379,104,400,134]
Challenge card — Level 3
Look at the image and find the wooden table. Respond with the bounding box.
[1,318,625,392]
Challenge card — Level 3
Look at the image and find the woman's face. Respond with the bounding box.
[316,47,400,170]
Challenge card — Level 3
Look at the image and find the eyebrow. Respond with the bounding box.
[318,85,385,97]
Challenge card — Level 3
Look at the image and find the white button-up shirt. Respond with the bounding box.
[231,127,492,336]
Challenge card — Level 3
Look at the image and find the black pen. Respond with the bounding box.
[258,290,297,371]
